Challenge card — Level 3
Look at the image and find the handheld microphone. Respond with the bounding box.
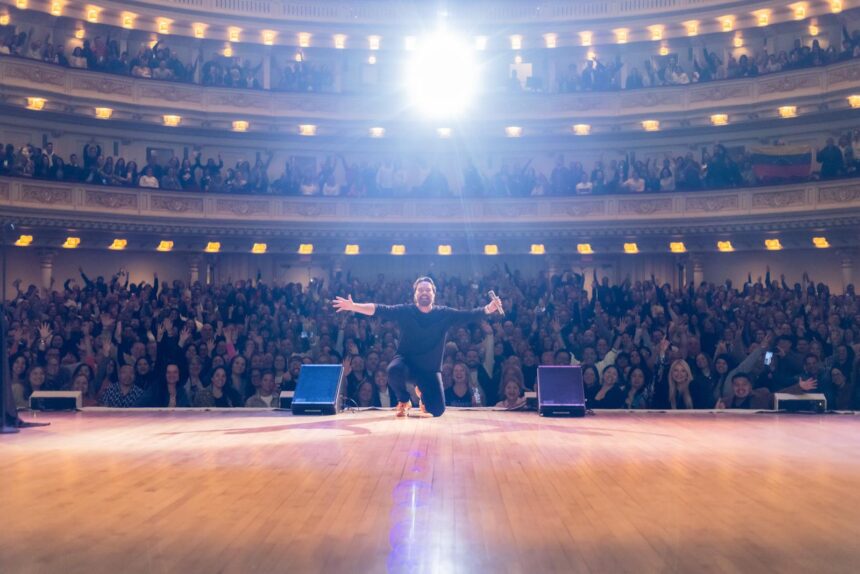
[487,290,505,317]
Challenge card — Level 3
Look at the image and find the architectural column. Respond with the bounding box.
[262,49,272,90]
[691,255,704,286]
[188,255,202,285]
[841,252,853,294]
[38,249,55,292]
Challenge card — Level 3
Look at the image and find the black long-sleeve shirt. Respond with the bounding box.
[375,304,485,372]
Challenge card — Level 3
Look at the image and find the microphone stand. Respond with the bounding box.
[1,221,20,433]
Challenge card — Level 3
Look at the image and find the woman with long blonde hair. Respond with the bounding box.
[668,359,695,410]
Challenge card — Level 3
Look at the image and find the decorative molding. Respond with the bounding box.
[20,185,73,205]
[0,181,9,201]
[85,190,138,210]
[617,197,673,215]
[149,195,204,213]
[282,202,338,217]
[482,202,539,217]
[138,83,202,103]
[688,84,752,103]
[551,200,605,216]
[757,73,820,95]
[4,62,66,87]
[751,189,806,209]
[685,195,739,212]
[72,75,134,97]
[215,198,271,216]
[818,186,860,204]
[349,202,405,217]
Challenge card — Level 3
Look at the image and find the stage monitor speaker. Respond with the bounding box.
[291,365,343,415]
[279,390,295,409]
[30,390,81,411]
[537,366,586,417]
[774,392,827,413]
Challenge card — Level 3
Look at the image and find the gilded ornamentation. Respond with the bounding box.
[73,76,134,96]
[150,195,204,213]
[617,198,672,215]
[21,185,72,205]
[751,190,806,208]
[138,84,202,103]
[350,203,404,217]
[5,62,66,86]
[685,195,739,212]
[282,202,337,217]
[757,74,819,95]
[216,199,270,216]
[818,187,860,204]
[85,190,137,209]
[483,203,538,217]
[551,201,605,216]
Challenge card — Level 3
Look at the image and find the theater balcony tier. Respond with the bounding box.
[3,56,860,133]
[2,176,860,255]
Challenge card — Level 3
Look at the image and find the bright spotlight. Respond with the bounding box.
[405,32,479,117]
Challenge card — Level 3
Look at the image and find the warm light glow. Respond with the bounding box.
[586,49,596,61]
[405,31,481,119]
[809,23,819,36]
[223,44,233,57]
[579,31,592,46]
[294,52,303,63]
[475,36,488,50]
[642,119,660,132]
[778,105,797,118]
[755,11,770,27]
[204,242,221,253]
[649,25,664,41]
[74,28,85,39]
[510,34,522,50]
[26,97,46,110]
[299,124,316,136]
[530,244,546,255]
[367,54,377,64]
[251,243,267,254]
[14,235,33,247]
[720,16,734,32]
[50,1,62,16]
[390,244,406,256]
[86,6,99,23]
[62,237,81,249]
[156,240,173,252]
[231,120,249,132]
[404,36,417,51]
[623,243,639,254]
[684,20,699,36]
[577,243,594,255]
[505,126,523,138]
[436,127,452,138]
[369,127,385,138]
[15,0,26,9]
[334,34,346,49]
[659,45,669,56]
[669,242,686,253]
[733,34,744,48]
[262,30,275,45]
[0,15,9,26]
[848,95,860,108]
[717,240,734,252]
[162,114,181,126]
[812,236,830,248]
[368,35,380,50]
[298,244,313,255]
[793,4,807,20]
[121,13,135,29]
[543,33,557,48]
[297,32,311,48]
[108,239,127,251]
[614,28,629,44]
[710,113,729,126]
[344,244,360,255]
[572,123,591,136]
[831,0,843,14]
[157,19,170,34]
[94,107,113,119]
[765,238,783,251]
[193,23,206,39]
[437,245,452,256]
[228,27,241,43]
[514,54,522,65]
[484,244,499,256]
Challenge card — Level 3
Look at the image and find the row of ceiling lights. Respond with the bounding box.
[11,236,832,253]
[1,0,846,50]
[23,97,860,135]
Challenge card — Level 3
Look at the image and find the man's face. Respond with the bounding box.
[119,366,134,386]
[413,281,435,308]
[261,374,275,394]
[465,350,479,368]
[166,365,180,384]
[804,356,819,375]
[732,377,752,399]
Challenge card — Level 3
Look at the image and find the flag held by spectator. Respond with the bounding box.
[750,145,812,180]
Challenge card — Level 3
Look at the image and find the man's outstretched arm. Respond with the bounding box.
[332,295,377,316]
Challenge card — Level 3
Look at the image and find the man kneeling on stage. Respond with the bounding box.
[332,277,503,417]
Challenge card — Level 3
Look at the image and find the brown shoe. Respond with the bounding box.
[395,401,411,418]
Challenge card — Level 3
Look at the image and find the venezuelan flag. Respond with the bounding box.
[750,145,812,180]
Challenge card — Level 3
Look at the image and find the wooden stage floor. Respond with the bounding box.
[1,409,859,574]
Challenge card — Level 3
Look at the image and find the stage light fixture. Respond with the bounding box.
[26,97,46,110]
[809,23,819,36]
[733,35,744,48]
[0,15,9,26]
[262,30,275,45]
[530,244,545,255]
[669,242,686,253]
[157,19,170,34]
[223,44,233,57]
[436,127,452,138]
[812,237,830,248]
[298,32,311,48]
[577,243,594,254]
[484,244,499,255]
[710,113,728,126]
[847,95,860,108]
[94,107,113,119]
[156,240,173,252]
[108,239,127,250]
[193,23,206,39]
[369,127,385,138]
[505,126,523,138]
[298,243,313,254]
[406,31,479,118]
[778,105,797,118]
[163,114,181,126]
[75,28,85,39]
[543,33,557,48]
[755,11,770,27]
[720,16,734,32]
[391,244,406,256]
[334,34,346,49]
[614,28,628,44]
[228,27,241,42]
[659,45,669,56]
[16,0,26,9]
[299,124,317,136]
[204,242,221,253]
[624,243,639,254]
[86,6,99,23]
[684,21,699,36]
[717,241,734,252]
[62,237,81,249]
[831,0,843,14]
[579,31,592,46]
[50,1,62,16]
[344,244,360,255]
[252,243,267,254]
[793,4,807,20]
[368,35,380,50]
[572,124,591,135]
[437,245,452,256]
[510,34,522,50]
[14,235,33,247]
[642,119,660,131]
[649,25,664,41]
[765,239,783,251]
[232,120,249,132]
[121,13,135,29]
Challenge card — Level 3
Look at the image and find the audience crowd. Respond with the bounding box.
[1,134,858,196]
[6,265,860,412]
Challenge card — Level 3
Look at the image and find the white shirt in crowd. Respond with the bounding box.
[377,388,393,408]
[138,175,160,188]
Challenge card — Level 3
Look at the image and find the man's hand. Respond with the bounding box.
[798,377,818,392]
[332,295,355,313]
[485,296,503,315]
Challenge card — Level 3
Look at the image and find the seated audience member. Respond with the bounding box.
[716,372,817,410]
[245,371,278,408]
[495,370,526,410]
[581,365,601,405]
[147,363,190,408]
[445,371,474,407]
[101,365,146,407]
[590,365,627,409]
[372,369,396,408]
[10,354,29,408]
[624,366,650,409]
[351,380,375,408]
[71,372,98,407]
[829,367,855,411]
[667,359,695,409]
[193,366,242,408]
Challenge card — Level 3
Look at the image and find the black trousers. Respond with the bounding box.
[387,356,446,417]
